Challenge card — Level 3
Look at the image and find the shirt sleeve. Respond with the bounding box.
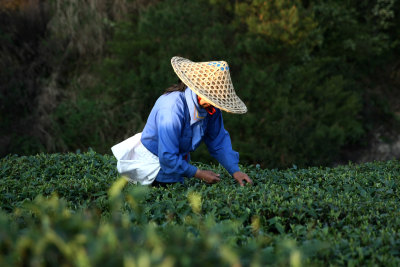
[156,108,198,178]
[203,110,240,175]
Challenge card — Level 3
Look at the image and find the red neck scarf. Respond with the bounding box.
[197,96,216,115]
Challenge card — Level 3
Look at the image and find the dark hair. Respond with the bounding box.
[164,80,187,94]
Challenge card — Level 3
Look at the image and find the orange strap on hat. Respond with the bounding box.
[197,95,216,115]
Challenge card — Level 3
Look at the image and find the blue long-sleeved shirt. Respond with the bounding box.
[141,87,240,183]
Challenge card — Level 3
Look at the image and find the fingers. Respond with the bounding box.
[198,170,220,184]
[209,179,219,184]
[244,176,253,184]
[209,172,220,183]
[233,172,253,186]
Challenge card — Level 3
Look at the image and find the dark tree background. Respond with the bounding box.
[1,0,399,168]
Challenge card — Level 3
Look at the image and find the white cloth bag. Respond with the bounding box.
[111,133,160,185]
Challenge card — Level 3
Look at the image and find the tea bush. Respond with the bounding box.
[1,151,400,266]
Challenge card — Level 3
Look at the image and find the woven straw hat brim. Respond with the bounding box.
[171,57,247,114]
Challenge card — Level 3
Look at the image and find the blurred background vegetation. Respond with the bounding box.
[1,0,400,169]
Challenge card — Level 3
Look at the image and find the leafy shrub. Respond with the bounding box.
[79,0,366,168]
[229,57,364,167]
[2,0,400,169]
[1,152,400,265]
[0,150,117,211]
[0,0,131,156]
[0,2,51,155]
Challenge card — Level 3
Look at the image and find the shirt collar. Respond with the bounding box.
[185,87,208,125]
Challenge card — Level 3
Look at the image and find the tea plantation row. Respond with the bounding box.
[1,150,400,266]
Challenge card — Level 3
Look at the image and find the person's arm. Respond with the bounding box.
[157,108,197,178]
[204,110,252,186]
[204,110,239,174]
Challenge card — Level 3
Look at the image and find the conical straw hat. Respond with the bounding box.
[171,56,247,114]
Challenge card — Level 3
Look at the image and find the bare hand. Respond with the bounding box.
[195,169,221,184]
[232,171,253,186]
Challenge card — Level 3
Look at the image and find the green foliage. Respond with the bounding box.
[52,95,144,154]
[1,152,400,265]
[0,150,117,212]
[2,0,400,169]
[77,0,367,168]
[0,3,51,155]
[230,58,364,167]
[0,0,130,156]
[235,0,318,48]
